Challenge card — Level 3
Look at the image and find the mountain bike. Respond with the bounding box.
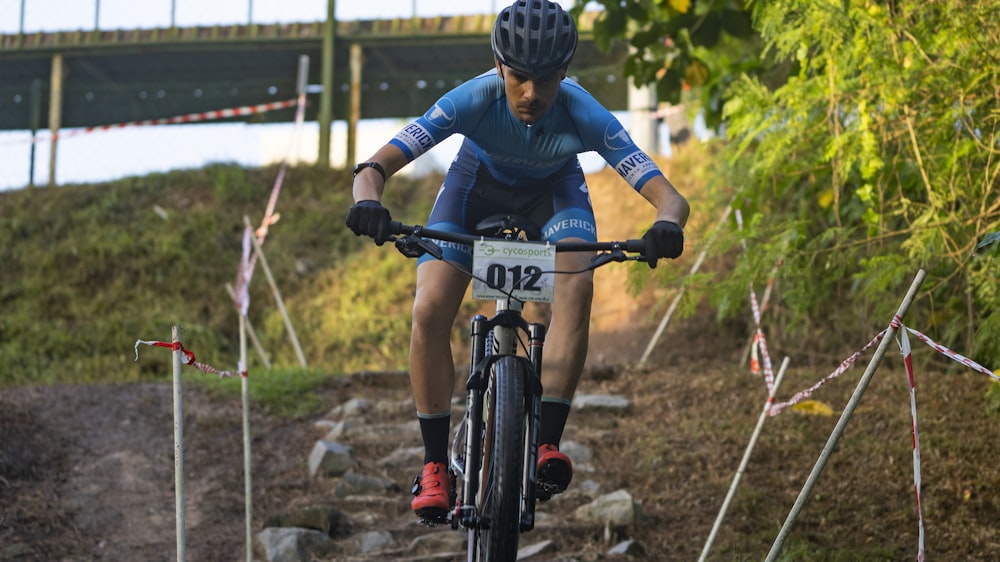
[387,215,647,562]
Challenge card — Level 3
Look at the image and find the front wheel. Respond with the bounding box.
[473,355,527,562]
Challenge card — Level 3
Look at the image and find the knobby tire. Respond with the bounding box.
[475,355,526,562]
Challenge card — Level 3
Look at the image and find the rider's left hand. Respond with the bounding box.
[345,200,393,246]
[642,220,684,268]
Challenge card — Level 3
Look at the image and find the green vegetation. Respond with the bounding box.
[573,0,763,126]
[583,0,1000,368]
[776,541,901,562]
[196,366,330,419]
[0,163,438,386]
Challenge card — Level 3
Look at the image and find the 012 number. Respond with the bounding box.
[485,264,544,292]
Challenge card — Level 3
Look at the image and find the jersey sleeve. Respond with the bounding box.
[565,81,664,192]
[597,117,663,192]
[389,71,496,162]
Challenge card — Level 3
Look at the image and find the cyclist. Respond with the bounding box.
[346,0,689,523]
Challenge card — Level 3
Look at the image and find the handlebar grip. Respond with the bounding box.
[625,239,646,254]
[389,220,410,235]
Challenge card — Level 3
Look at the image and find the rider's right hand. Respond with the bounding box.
[641,220,684,268]
[345,200,393,246]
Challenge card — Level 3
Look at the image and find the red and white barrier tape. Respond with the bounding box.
[895,324,998,562]
[254,89,306,241]
[736,209,776,393]
[735,209,748,251]
[232,88,308,315]
[134,339,244,378]
[749,257,782,377]
[899,329,926,562]
[768,325,888,417]
[770,317,999,416]
[903,326,999,382]
[768,316,996,560]
[749,288,776,391]
[3,98,299,146]
[750,332,761,373]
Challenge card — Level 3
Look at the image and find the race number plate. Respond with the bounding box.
[472,240,556,303]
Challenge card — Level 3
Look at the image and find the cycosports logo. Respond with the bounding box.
[604,120,633,151]
[425,98,457,130]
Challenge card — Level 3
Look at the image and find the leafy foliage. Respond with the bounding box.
[717,0,1000,366]
[584,0,1000,369]
[573,0,765,126]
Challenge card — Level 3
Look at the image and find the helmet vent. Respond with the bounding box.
[491,0,578,75]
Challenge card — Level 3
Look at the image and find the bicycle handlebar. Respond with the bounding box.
[389,221,647,255]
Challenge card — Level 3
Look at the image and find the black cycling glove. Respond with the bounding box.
[345,200,393,246]
[642,220,684,268]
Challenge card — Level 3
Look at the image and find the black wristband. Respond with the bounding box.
[353,161,387,182]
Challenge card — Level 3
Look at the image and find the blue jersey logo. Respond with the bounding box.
[603,120,633,151]
[425,98,458,130]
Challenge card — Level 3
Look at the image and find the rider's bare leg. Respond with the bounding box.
[409,259,470,416]
[410,249,591,455]
[540,246,595,408]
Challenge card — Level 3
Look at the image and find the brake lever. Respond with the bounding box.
[588,248,630,269]
[394,234,443,260]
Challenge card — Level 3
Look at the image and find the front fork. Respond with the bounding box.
[455,314,489,529]
[455,314,546,531]
[521,321,545,532]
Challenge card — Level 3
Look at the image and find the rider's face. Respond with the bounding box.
[496,61,566,125]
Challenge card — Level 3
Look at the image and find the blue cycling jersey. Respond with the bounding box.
[390,69,663,192]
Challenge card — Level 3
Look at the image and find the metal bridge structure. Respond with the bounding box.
[0,9,633,185]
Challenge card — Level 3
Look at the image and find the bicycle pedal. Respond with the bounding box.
[536,481,566,502]
[416,511,450,527]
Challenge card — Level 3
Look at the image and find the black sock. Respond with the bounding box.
[538,399,571,447]
[418,413,451,465]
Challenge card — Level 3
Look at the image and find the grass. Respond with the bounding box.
[0,162,438,386]
[194,366,332,419]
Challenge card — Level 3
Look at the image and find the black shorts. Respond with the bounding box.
[419,140,598,269]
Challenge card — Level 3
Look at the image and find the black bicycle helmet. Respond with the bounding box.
[492,0,578,75]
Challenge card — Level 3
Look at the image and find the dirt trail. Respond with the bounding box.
[1,382,316,561]
[4,342,1000,561]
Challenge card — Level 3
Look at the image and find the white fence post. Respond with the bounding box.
[764,269,927,561]
[699,356,790,562]
[171,325,186,562]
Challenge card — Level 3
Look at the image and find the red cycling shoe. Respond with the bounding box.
[536,444,573,501]
[411,462,454,523]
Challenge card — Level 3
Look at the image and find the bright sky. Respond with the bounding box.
[0,0,653,190]
[0,1,590,32]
